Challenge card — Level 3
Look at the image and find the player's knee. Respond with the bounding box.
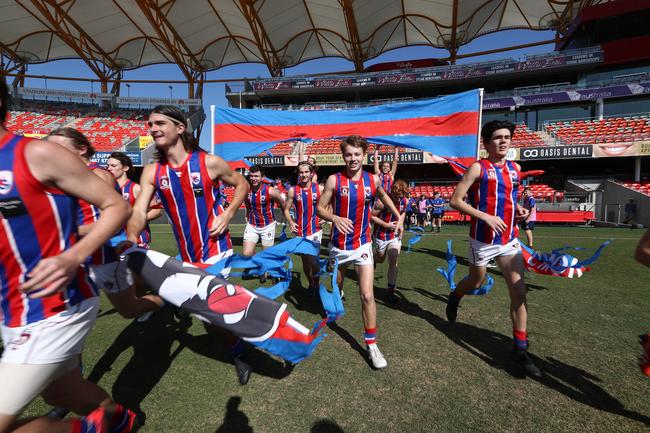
[360,290,375,305]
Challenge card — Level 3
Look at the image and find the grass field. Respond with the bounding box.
[18,224,650,433]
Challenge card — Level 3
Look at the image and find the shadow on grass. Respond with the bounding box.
[87,308,190,426]
[327,321,372,368]
[214,396,253,433]
[283,271,326,317]
[379,289,650,427]
[310,419,346,432]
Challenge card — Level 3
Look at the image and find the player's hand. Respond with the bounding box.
[384,221,398,231]
[484,214,507,234]
[19,252,80,298]
[515,206,529,222]
[396,222,404,239]
[210,214,231,237]
[289,220,299,233]
[332,215,354,234]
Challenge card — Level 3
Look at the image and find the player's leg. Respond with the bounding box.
[260,223,276,250]
[496,252,542,378]
[242,224,260,257]
[356,262,386,369]
[385,244,400,302]
[445,263,487,323]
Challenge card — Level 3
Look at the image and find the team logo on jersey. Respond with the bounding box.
[159,176,170,190]
[487,169,496,179]
[340,187,349,197]
[260,195,266,203]
[190,172,201,185]
[122,192,130,201]
[312,193,318,200]
[364,186,372,198]
[0,171,13,195]
[295,194,302,202]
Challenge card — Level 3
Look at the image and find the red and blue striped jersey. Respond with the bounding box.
[379,172,393,193]
[120,180,151,247]
[373,197,407,241]
[330,171,376,250]
[0,133,97,327]
[78,162,118,264]
[154,151,231,263]
[245,183,275,228]
[468,159,520,245]
[292,182,320,237]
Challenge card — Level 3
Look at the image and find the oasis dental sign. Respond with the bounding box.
[519,145,593,160]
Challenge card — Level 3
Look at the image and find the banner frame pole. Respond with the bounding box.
[476,88,484,160]
[210,104,215,156]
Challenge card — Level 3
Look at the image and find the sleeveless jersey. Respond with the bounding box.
[330,171,376,250]
[245,183,275,228]
[121,179,152,246]
[468,159,520,245]
[379,172,393,193]
[292,182,320,237]
[373,196,407,241]
[78,162,117,264]
[0,133,97,327]
[154,151,231,263]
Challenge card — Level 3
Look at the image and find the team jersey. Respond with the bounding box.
[330,171,376,250]
[373,197,407,241]
[120,179,152,246]
[154,151,231,263]
[78,162,118,264]
[468,159,520,245]
[523,195,536,222]
[0,133,97,327]
[292,182,320,237]
[245,183,275,228]
[430,198,446,214]
[379,172,393,193]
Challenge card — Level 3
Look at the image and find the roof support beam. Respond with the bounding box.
[25,0,121,80]
[449,0,459,64]
[135,0,205,81]
[340,0,364,72]
[237,0,283,76]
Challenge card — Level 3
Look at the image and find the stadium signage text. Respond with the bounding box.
[18,87,113,100]
[116,96,201,107]
[245,156,285,166]
[520,145,593,160]
[368,152,424,164]
[91,151,143,167]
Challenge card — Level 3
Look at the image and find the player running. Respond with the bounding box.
[242,165,285,257]
[0,80,137,433]
[521,187,536,247]
[372,180,408,303]
[430,191,445,233]
[283,161,323,296]
[318,135,403,369]
[446,120,542,379]
[373,146,399,192]
[126,105,251,384]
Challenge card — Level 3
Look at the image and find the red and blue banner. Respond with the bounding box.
[213,89,482,164]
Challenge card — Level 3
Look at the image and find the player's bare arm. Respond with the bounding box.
[206,153,250,235]
[21,140,130,297]
[127,163,156,243]
[375,174,403,236]
[283,187,299,233]
[450,162,507,234]
[390,146,399,178]
[318,174,353,234]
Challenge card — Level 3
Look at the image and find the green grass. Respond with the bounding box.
[20,225,650,432]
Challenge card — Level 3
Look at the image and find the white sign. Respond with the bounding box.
[117,96,201,107]
[18,87,113,100]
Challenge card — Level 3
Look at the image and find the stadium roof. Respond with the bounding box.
[1,0,607,80]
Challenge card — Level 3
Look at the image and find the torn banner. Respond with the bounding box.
[124,247,325,364]
[520,241,610,278]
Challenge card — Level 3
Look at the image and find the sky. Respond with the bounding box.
[11,29,556,151]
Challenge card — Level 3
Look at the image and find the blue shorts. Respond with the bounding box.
[521,221,535,230]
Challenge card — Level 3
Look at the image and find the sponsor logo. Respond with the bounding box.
[0,171,13,195]
[159,176,170,190]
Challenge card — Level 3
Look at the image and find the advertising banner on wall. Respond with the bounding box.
[591,140,650,158]
[519,145,592,160]
[367,151,424,164]
[479,148,519,161]
[92,151,142,166]
[244,155,286,166]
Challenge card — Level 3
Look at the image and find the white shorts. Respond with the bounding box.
[0,356,79,415]
[243,222,276,247]
[0,297,99,365]
[374,237,401,254]
[303,230,323,246]
[89,260,133,294]
[468,237,521,267]
[329,242,374,267]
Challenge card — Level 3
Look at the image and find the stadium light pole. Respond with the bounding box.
[168,85,173,100]
[210,104,215,156]
[126,83,130,97]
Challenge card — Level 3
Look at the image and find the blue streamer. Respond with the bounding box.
[279,224,288,242]
[318,259,345,322]
[435,239,493,296]
[407,226,425,252]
